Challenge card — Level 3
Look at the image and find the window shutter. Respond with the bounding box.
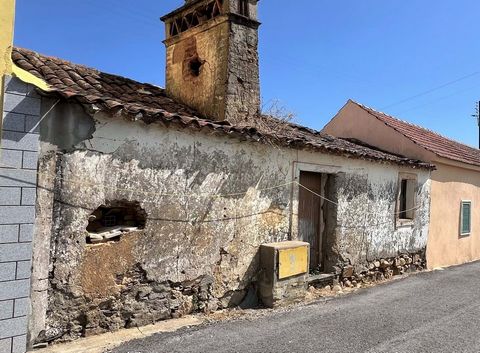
[461,201,471,235]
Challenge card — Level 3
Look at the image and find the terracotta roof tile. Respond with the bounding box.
[352,101,480,167]
[11,47,433,169]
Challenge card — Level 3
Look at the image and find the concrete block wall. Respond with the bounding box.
[0,76,40,353]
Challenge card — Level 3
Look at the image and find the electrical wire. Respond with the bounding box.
[380,72,480,110]
[0,160,423,221]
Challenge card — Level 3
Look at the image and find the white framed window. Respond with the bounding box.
[460,200,472,236]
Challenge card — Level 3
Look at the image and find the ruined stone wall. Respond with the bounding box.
[31,109,430,343]
[34,111,293,342]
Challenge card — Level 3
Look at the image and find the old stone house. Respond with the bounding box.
[0,0,433,351]
[324,100,480,269]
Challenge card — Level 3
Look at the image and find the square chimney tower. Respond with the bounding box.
[161,0,260,125]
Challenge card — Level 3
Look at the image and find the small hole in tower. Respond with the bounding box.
[86,200,146,244]
[189,57,203,77]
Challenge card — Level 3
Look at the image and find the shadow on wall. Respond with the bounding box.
[2,111,39,142]
[223,248,261,309]
[39,98,96,150]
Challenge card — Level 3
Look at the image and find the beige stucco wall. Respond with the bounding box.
[324,102,436,163]
[427,162,480,269]
[325,100,480,270]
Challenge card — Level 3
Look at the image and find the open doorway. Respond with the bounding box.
[298,171,330,272]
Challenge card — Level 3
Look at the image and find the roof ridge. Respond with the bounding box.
[350,99,480,152]
[12,46,165,92]
[10,47,434,169]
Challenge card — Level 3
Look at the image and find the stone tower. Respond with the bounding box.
[161,0,260,125]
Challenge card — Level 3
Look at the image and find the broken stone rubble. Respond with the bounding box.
[334,251,426,288]
[87,226,139,244]
[42,265,220,343]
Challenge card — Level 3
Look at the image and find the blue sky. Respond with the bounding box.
[14,1,480,147]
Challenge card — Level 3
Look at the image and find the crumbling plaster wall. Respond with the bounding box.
[328,164,430,269]
[290,156,430,273]
[31,107,430,342]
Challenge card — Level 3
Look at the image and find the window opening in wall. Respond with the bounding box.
[239,0,249,17]
[167,0,225,38]
[86,200,146,244]
[399,180,408,219]
[397,176,416,224]
[460,200,472,236]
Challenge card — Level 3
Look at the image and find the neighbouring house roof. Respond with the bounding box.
[11,47,433,169]
[351,100,480,168]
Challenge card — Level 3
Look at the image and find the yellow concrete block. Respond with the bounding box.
[278,245,308,279]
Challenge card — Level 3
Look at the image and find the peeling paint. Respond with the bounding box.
[31,109,431,343]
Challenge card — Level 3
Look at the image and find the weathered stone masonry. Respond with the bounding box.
[163,0,261,124]
[7,1,431,347]
[0,76,40,353]
[30,109,431,344]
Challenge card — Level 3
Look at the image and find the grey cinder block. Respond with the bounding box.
[0,264,16,282]
[0,243,32,262]
[3,93,40,116]
[15,262,30,280]
[0,337,12,353]
[0,226,18,243]
[1,132,39,152]
[0,280,30,301]
[4,77,27,96]
[24,115,40,134]
[18,225,33,243]
[0,301,13,320]
[12,334,26,353]
[0,150,23,170]
[13,298,28,317]
[0,207,35,225]
[0,316,27,339]
[0,188,21,206]
[0,169,37,188]
[20,188,36,206]
[21,152,38,170]
[2,113,25,133]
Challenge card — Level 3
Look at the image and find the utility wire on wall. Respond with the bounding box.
[0,160,424,228]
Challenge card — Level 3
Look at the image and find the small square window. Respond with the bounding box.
[460,201,472,236]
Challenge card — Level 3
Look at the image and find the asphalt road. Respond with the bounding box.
[109,261,480,353]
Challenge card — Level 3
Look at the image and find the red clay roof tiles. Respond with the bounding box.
[11,47,433,169]
[352,101,480,167]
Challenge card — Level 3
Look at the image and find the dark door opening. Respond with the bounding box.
[298,171,328,272]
